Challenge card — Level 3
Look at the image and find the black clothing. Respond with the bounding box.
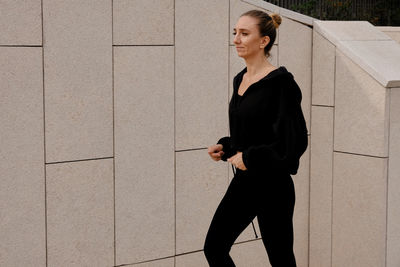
[204,168,296,267]
[204,66,307,266]
[217,66,308,175]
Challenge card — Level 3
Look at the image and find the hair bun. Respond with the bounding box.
[270,13,282,29]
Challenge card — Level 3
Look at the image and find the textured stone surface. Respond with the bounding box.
[334,49,389,157]
[381,30,400,44]
[310,106,334,267]
[113,0,174,45]
[279,16,312,134]
[314,21,391,43]
[338,39,400,87]
[314,21,400,88]
[176,149,228,254]
[388,87,400,267]
[279,6,314,26]
[332,152,387,267]
[0,0,42,45]
[230,239,271,266]
[46,159,114,267]
[176,251,209,267]
[114,46,175,264]
[123,257,175,267]
[175,0,229,150]
[43,0,113,162]
[0,47,45,267]
[312,31,335,106]
[242,0,280,13]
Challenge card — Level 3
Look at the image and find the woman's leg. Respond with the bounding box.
[203,170,258,267]
[256,173,297,267]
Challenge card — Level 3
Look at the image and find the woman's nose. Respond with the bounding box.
[233,34,240,44]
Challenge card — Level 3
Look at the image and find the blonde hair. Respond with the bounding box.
[240,10,282,58]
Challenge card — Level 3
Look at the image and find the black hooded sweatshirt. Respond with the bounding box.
[217,66,308,175]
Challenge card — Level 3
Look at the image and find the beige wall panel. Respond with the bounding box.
[312,31,335,106]
[332,152,387,267]
[176,149,228,254]
[176,251,209,267]
[383,31,400,44]
[114,46,174,264]
[113,0,174,45]
[0,47,45,266]
[279,17,312,135]
[43,0,113,162]
[230,239,271,266]
[309,106,334,267]
[292,134,310,267]
[0,0,41,45]
[388,88,400,267]
[123,257,175,267]
[229,0,278,45]
[334,49,389,157]
[175,0,229,150]
[46,159,114,267]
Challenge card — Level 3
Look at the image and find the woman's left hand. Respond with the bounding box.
[227,152,247,171]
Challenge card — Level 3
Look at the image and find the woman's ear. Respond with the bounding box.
[260,36,270,48]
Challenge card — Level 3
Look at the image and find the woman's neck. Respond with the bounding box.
[244,55,274,77]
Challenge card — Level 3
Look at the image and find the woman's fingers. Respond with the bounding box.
[208,146,224,161]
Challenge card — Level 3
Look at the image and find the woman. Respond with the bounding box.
[204,10,308,267]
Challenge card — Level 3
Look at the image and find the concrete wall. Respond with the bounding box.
[1,0,400,266]
[311,21,400,267]
[377,26,400,44]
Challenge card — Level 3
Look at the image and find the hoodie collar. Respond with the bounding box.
[234,65,293,94]
[237,65,291,82]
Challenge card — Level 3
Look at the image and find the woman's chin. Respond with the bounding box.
[236,52,246,58]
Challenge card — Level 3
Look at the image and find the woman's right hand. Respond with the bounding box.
[208,144,224,161]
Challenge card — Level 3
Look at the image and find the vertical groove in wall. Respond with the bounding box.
[331,47,337,267]
[308,27,313,267]
[111,0,116,266]
[40,0,48,266]
[385,88,390,267]
[173,0,176,265]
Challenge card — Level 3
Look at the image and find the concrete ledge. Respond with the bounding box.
[314,20,400,88]
[376,26,400,32]
[242,0,316,26]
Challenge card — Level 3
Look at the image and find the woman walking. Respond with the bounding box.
[204,10,308,267]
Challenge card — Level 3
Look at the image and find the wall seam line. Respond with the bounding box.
[40,0,48,266]
[173,0,177,264]
[111,0,116,265]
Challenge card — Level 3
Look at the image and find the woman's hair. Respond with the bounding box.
[240,10,282,58]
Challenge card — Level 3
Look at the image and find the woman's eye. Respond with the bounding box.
[232,32,247,36]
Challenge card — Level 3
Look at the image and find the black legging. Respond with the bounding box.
[203,167,297,267]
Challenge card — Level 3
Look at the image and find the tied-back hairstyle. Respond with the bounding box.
[240,10,282,58]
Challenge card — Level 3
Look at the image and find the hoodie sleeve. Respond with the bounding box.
[241,77,308,175]
[216,136,236,161]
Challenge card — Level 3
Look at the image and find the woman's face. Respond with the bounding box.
[233,15,269,59]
